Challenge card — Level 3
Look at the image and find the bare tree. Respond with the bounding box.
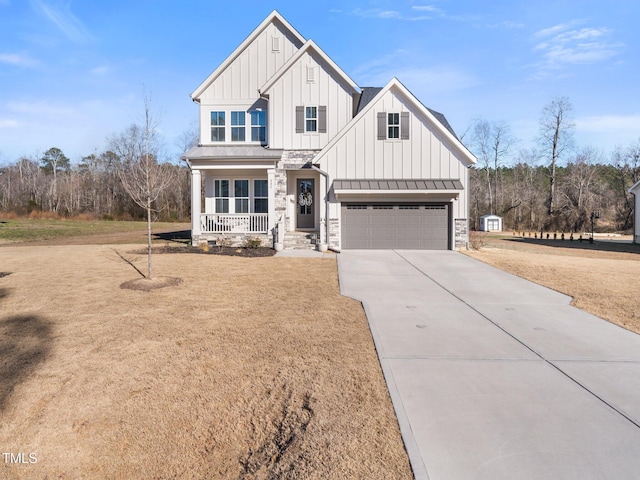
[108,91,175,279]
[559,147,601,231]
[40,147,71,212]
[538,97,575,218]
[469,119,517,215]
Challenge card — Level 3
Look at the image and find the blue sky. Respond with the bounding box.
[1,0,638,164]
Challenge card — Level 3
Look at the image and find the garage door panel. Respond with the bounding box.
[342,203,450,250]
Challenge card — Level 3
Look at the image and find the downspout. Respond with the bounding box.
[310,164,330,248]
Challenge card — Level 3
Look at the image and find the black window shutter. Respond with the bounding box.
[401,112,410,140]
[318,106,327,133]
[377,112,386,140]
[295,106,304,133]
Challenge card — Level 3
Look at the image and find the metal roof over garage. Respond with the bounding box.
[333,179,463,191]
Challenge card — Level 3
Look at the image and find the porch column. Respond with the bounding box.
[191,169,202,237]
[319,173,327,245]
[267,168,276,231]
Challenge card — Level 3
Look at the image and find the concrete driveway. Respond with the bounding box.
[337,250,640,480]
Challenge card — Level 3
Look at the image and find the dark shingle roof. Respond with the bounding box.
[355,87,383,114]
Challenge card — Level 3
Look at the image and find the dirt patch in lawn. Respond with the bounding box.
[465,234,640,334]
[120,276,184,291]
[0,245,412,479]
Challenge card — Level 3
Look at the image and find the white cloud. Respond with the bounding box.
[575,114,640,149]
[0,52,39,67]
[354,52,477,96]
[90,65,110,76]
[29,0,93,43]
[411,5,443,14]
[0,119,20,128]
[532,22,623,69]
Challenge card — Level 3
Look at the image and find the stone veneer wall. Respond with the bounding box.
[328,217,340,250]
[195,233,271,248]
[275,150,320,233]
[454,218,469,249]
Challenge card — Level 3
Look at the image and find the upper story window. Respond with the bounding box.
[387,113,400,139]
[231,111,246,142]
[210,109,266,144]
[296,106,326,134]
[377,111,410,140]
[250,110,266,144]
[211,111,225,142]
[305,106,317,132]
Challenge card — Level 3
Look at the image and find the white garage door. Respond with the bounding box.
[341,203,450,249]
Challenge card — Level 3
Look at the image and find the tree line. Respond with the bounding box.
[0,146,191,221]
[0,91,197,223]
[1,96,638,235]
[466,97,639,233]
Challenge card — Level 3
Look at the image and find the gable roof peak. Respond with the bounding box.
[259,38,360,96]
[191,10,306,101]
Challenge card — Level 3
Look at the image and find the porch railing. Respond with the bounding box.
[200,213,268,234]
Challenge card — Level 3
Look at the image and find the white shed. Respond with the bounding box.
[479,214,503,232]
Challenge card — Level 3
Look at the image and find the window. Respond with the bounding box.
[388,113,400,139]
[231,111,245,142]
[305,106,317,132]
[214,179,229,213]
[377,111,410,140]
[254,179,268,213]
[234,179,249,213]
[250,110,266,143]
[211,111,225,142]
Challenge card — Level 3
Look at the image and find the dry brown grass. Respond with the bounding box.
[0,245,412,479]
[465,235,640,334]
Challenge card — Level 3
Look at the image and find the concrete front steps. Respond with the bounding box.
[283,231,319,250]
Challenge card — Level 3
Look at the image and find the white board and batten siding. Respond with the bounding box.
[317,84,472,222]
[196,19,304,144]
[262,49,357,151]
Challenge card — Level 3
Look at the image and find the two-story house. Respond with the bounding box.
[183,10,476,250]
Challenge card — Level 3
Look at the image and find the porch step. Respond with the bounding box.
[283,231,319,250]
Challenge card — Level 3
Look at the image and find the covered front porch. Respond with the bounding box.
[184,146,328,249]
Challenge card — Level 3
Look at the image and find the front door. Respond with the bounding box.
[296,178,315,229]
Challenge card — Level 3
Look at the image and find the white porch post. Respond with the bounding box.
[191,169,202,238]
[267,168,276,231]
[319,173,327,245]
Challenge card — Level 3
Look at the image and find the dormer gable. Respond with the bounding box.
[259,40,359,97]
[256,40,361,150]
[191,10,306,103]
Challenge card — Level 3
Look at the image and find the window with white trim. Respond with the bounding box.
[305,106,317,132]
[250,110,266,143]
[214,179,229,213]
[231,111,245,142]
[253,179,268,213]
[211,112,225,142]
[234,179,249,213]
[388,113,400,139]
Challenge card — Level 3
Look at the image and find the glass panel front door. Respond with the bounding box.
[296,178,314,229]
